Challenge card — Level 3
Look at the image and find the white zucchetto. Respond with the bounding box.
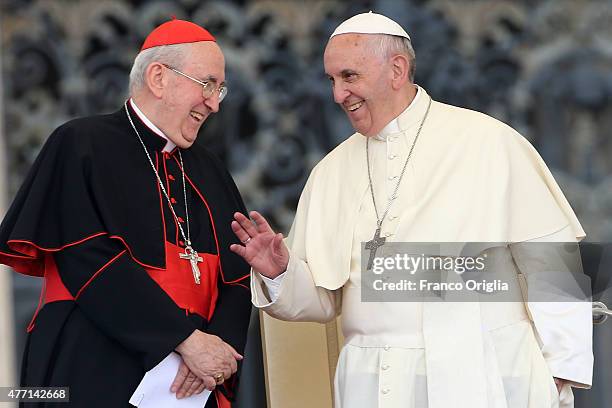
[330,11,411,40]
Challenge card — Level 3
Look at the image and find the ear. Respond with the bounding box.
[144,62,166,99]
[389,54,410,90]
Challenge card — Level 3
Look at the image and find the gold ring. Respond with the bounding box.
[214,373,225,384]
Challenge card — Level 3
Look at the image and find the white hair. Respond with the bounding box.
[371,34,416,82]
[128,43,191,95]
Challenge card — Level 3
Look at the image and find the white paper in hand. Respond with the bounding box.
[129,352,211,407]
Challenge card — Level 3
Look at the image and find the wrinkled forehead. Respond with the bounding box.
[324,33,378,71]
[325,33,377,53]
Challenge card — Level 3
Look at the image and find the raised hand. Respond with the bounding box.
[230,211,289,279]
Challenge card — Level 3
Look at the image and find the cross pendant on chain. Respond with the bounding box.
[365,226,386,270]
[179,246,203,284]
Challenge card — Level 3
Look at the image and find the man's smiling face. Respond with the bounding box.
[324,33,397,137]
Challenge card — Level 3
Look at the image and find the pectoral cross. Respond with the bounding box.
[180,246,203,284]
[365,226,386,270]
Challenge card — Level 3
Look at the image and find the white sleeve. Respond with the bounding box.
[260,273,285,302]
[512,225,593,388]
[251,254,339,323]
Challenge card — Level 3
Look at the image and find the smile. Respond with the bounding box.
[190,111,204,122]
[346,101,364,112]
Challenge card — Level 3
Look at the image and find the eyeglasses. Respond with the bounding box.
[163,64,227,102]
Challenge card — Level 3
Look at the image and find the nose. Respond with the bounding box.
[332,83,350,104]
[204,93,220,113]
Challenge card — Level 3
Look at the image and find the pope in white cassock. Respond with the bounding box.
[230,12,593,408]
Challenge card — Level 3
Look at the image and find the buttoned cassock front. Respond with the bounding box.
[252,88,592,408]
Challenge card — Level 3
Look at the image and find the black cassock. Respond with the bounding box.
[0,103,252,407]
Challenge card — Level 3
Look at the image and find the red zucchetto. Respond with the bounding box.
[140,18,216,51]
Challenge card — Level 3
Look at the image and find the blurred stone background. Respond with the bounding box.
[1,0,611,406]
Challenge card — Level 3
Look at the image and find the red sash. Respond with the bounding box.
[146,241,219,321]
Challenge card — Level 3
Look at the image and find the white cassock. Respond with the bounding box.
[252,87,593,408]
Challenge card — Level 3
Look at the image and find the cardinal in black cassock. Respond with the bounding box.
[0,19,252,408]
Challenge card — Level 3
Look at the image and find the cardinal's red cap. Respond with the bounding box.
[140,18,216,51]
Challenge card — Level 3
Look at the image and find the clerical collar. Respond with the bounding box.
[374,85,422,141]
[129,98,176,153]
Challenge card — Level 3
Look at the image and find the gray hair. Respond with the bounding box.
[128,43,191,95]
[371,35,416,82]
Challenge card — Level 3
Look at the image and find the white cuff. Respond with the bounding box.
[260,272,286,302]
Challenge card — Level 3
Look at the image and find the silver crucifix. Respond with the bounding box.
[365,226,386,270]
[180,246,203,284]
